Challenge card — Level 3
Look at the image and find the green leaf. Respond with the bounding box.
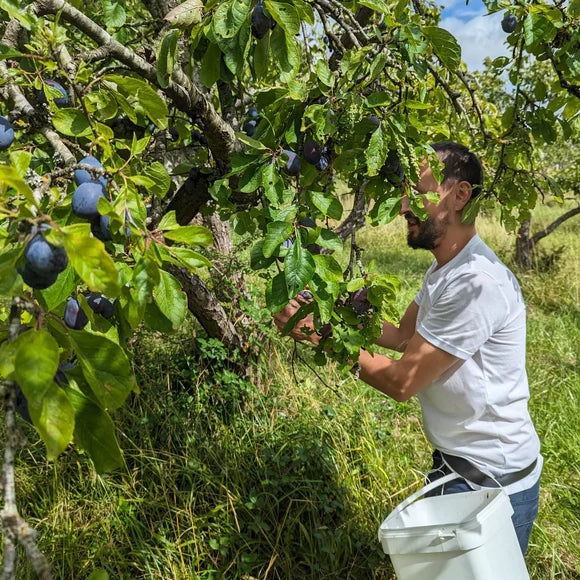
[358,0,389,11]
[270,26,299,82]
[365,92,393,107]
[37,266,77,312]
[163,0,204,28]
[263,221,293,258]
[153,270,188,330]
[52,108,94,137]
[163,225,213,246]
[368,194,402,225]
[0,165,36,207]
[169,247,211,270]
[103,0,126,28]
[69,332,137,410]
[0,44,24,59]
[250,240,276,270]
[313,254,343,283]
[156,29,180,88]
[13,330,59,403]
[158,211,180,231]
[315,60,334,88]
[264,0,300,36]
[523,13,558,48]
[141,161,171,199]
[309,191,343,220]
[13,330,73,459]
[285,237,315,297]
[422,26,461,71]
[236,132,269,151]
[29,383,75,460]
[105,75,168,129]
[0,245,22,294]
[213,0,251,38]
[266,271,289,313]
[315,229,343,253]
[67,386,124,473]
[9,150,31,176]
[132,253,160,307]
[60,224,121,298]
[200,42,222,88]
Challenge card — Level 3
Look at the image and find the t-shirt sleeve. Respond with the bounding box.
[416,272,509,360]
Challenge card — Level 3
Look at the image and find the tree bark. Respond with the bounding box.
[515,219,533,270]
[515,207,580,270]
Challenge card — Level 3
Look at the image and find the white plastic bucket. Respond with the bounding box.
[378,473,530,580]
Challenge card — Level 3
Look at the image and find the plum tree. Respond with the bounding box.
[74,156,107,188]
[37,79,69,108]
[0,116,14,150]
[0,0,577,572]
[71,181,107,219]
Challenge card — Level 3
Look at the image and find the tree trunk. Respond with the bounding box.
[515,219,534,270]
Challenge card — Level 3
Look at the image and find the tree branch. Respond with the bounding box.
[32,0,238,172]
[531,206,580,245]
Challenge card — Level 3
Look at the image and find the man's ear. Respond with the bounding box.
[454,181,472,211]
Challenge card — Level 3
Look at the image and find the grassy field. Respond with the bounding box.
[6,202,580,579]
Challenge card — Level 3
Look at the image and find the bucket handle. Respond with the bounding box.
[386,472,459,522]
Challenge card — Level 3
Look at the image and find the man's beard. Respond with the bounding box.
[404,214,447,250]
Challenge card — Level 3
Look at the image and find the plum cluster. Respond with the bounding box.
[72,155,112,240]
[64,293,114,330]
[243,107,260,137]
[19,226,68,289]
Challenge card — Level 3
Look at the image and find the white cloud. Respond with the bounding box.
[440,11,512,71]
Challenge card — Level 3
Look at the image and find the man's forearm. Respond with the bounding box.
[375,321,410,352]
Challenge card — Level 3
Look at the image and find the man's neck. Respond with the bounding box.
[432,226,477,268]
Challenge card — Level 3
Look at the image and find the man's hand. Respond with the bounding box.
[273,291,320,345]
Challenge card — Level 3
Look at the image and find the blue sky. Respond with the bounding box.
[439,0,512,70]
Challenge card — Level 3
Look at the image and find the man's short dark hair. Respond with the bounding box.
[431,142,483,199]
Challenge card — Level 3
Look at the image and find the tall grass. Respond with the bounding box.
[4,203,579,579]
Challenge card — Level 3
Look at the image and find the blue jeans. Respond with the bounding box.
[425,462,540,556]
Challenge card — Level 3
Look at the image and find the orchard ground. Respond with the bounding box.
[5,200,579,579]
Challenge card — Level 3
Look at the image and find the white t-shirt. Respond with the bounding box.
[414,235,542,494]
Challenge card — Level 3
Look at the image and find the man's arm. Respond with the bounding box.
[357,331,460,401]
[374,301,418,352]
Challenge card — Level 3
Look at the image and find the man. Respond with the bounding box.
[274,142,542,556]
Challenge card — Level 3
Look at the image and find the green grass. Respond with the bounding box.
[5,203,580,579]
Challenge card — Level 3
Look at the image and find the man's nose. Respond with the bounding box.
[400,194,410,215]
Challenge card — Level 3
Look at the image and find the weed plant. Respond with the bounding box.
[4,203,579,579]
